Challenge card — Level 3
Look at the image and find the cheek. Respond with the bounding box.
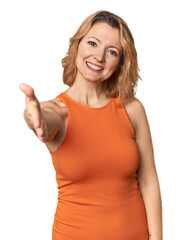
[77,44,93,60]
[107,60,119,72]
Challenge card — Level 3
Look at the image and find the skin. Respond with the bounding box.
[64,22,122,106]
[19,22,163,240]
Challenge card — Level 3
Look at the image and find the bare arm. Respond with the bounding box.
[19,83,64,142]
[132,99,163,240]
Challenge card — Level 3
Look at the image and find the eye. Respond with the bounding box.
[88,41,97,47]
[108,50,117,56]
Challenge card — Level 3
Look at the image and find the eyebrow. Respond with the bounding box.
[88,36,120,52]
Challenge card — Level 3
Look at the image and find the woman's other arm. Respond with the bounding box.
[19,83,64,143]
[131,99,163,240]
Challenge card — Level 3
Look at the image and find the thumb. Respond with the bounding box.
[19,83,39,107]
[19,83,37,101]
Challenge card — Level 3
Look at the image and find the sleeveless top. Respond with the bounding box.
[50,92,149,240]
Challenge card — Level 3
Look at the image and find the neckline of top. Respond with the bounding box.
[61,92,113,109]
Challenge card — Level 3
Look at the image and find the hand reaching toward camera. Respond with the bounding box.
[19,83,48,142]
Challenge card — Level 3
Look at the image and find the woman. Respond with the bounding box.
[19,10,163,240]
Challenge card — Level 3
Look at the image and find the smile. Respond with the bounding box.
[86,61,104,71]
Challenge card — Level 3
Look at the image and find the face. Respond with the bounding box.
[75,22,122,84]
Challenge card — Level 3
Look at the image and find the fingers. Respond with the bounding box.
[26,107,48,142]
[20,83,48,142]
[26,101,41,129]
[35,121,48,143]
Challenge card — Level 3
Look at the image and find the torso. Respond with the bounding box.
[45,95,137,153]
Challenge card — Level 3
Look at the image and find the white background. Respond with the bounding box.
[0,0,181,239]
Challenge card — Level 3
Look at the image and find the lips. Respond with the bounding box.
[86,61,104,71]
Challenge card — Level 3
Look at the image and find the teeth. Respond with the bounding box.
[86,62,103,71]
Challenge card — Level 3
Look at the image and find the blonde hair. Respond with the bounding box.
[62,10,142,106]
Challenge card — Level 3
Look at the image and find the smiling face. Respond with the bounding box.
[75,22,122,84]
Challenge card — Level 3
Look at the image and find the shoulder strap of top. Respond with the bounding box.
[56,92,71,107]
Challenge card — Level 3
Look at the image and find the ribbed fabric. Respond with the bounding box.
[50,92,149,240]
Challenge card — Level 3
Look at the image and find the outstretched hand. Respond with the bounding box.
[19,83,48,142]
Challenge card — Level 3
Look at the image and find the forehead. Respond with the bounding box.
[84,22,121,48]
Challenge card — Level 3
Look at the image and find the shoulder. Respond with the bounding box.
[124,97,148,135]
[51,97,67,108]
[39,97,68,117]
[126,98,156,185]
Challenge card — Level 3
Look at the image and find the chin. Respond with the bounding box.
[84,75,104,82]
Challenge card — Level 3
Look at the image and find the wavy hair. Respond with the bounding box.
[61,10,142,106]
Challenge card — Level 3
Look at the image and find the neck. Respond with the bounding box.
[66,73,108,105]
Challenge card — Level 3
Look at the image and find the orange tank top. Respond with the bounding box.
[50,92,149,240]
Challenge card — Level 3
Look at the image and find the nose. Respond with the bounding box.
[94,49,105,62]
